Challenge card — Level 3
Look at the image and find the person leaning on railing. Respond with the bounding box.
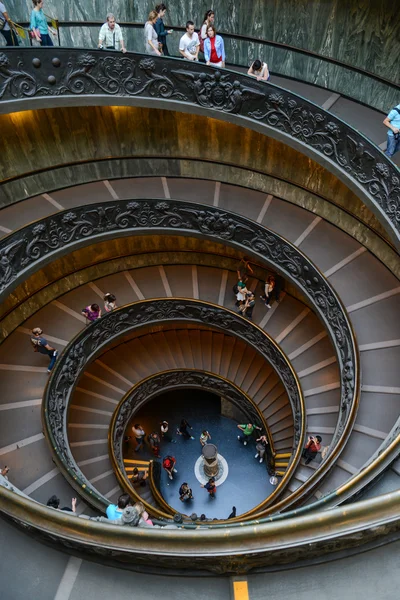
[248,59,270,81]
[204,25,225,68]
[98,13,126,53]
[0,1,19,46]
[30,0,56,46]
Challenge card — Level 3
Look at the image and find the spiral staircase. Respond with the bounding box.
[0,34,399,600]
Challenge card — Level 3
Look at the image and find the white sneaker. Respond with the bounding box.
[259,458,264,463]
[266,304,271,309]
[173,469,177,473]
[243,441,247,446]
[255,454,259,459]
[168,473,173,480]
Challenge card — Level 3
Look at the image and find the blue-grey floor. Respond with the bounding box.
[125,391,274,519]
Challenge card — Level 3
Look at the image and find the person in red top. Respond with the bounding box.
[204,25,225,68]
[162,455,177,480]
[302,435,322,464]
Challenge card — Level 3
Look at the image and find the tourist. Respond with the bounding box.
[235,279,249,307]
[199,9,214,53]
[154,3,173,56]
[200,429,211,446]
[239,292,255,320]
[131,467,147,487]
[179,21,200,61]
[200,513,208,521]
[30,327,58,373]
[148,431,161,458]
[260,275,276,309]
[132,423,146,452]
[0,2,19,46]
[30,0,56,46]
[383,103,400,158]
[106,493,131,519]
[82,303,101,322]
[47,495,77,513]
[1,466,10,480]
[134,501,154,526]
[162,455,177,480]
[177,418,195,440]
[237,256,254,281]
[144,10,161,56]
[247,59,270,81]
[237,422,262,446]
[227,506,237,519]
[103,293,117,312]
[179,482,194,502]
[255,434,269,463]
[160,420,176,443]
[98,13,126,52]
[302,435,322,465]
[201,477,216,498]
[204,26,225,68]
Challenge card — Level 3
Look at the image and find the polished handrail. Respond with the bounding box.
[1,481,400,572]
[0,49,398,247]
[43,298,304,514]
[15,19,400,91]
[0,198,358,510]
[108,369,280,521]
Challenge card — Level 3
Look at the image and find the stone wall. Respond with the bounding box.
[8,0,399,85]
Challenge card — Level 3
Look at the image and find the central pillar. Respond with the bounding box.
[202,443,219,477]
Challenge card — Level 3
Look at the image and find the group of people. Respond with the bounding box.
[234,257,281,320]
[0,0,57,47]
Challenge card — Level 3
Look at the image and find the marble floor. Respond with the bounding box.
[125,390,275,519]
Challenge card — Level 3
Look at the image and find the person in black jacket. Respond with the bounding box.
[154,3,173,56]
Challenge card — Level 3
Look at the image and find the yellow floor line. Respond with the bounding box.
[233,580,249,600]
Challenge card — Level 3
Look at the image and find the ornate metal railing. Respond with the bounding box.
[0,48,399,247]
[12,21,400,112]
[0,198,358,508]
[109,369,278,520]
[1,481,400,573]
[44,298,304,513]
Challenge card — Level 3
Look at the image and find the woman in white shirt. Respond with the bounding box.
[248,59,270,81]
[199,9,214,51]
[144,10,161,56]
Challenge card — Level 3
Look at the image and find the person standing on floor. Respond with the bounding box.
[179,482,194,501]
[200,430,211,446]
[30,328,58,373]
[201,477,216,498]
[179,21,200,61]
[177,418,195,440]
[247,59,270,81]
[103,293,117,312]
[199,9,214,54]
[154,3,173,56]
[144,10,161,56]
[30,0,56,46]
[204,26,225,68]
[98,13,127,52]
[383,103,400,158]
[132,423,146,452]
[148,431,161,458]
[260,275,276,309]
[255,434,269,463]
[160,420,176,443]
[239,292,255,320]
[237,422,262,446]
[234,279,249,307]
[162,455,177,480]
[302,435,322,465]
[0,2,19,46]
[82,303,102,322]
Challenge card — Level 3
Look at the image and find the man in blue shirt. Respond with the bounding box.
[106,493,131,519]
[30,327,58,373]
[383,103,400,158]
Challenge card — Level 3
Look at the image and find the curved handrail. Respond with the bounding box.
[44,298,304,513]
[0,198,358,509]
[1,481,400,572]
[0,49,398,247]
[108,369,279,521]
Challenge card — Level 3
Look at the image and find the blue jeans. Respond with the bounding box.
[385,133,400,157]
[40,34,53,47]
[47,350,58,372]
[134,437,144,452]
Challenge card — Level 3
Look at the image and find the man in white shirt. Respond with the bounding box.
[179,20,200,61]
[98,13,126,53]
[0,2,19,46]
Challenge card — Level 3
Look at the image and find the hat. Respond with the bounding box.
[121,506,140,526]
